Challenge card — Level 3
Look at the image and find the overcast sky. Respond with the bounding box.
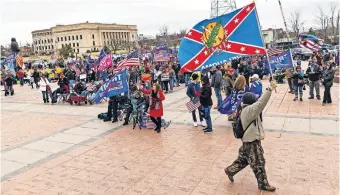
[0,0,337,46]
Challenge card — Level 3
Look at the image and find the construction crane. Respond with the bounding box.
[210,0,237,18]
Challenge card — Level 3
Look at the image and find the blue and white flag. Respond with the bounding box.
[265,49,294,70]
[7,59,15,73]
[218,86,249,115]
[1,53,16,66]
[91,70,129,103]
[250,80,262,99]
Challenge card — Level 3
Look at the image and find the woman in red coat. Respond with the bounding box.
[140,83,165,133]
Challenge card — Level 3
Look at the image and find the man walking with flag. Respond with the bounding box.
[225,81,277,192]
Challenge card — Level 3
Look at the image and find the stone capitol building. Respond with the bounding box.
[31,22,138,55]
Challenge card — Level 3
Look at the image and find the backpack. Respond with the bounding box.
[232,107,255,139]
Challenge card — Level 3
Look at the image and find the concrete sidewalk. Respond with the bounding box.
[1,80,339,195]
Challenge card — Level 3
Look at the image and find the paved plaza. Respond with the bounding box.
[1,79,339,195]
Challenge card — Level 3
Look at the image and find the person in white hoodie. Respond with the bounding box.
[39,75,51,103]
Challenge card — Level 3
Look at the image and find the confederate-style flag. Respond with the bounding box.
[178,2,266,72]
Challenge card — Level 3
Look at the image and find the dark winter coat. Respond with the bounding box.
[323,68,335,87]
[198,83,213,107]
[306,65,322,82]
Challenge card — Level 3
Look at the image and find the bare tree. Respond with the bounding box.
[315,5,329,41]
[159,25,172,46]
[289,10,305,40]
[108,39,122,54]
[329,2,338,43]
[179,29,187,38]
[159,25,169,36]
[337,10,340,42]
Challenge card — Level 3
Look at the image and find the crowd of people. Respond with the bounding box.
[2,37,339,192]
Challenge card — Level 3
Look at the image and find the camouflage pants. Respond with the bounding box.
[226,140,269,188]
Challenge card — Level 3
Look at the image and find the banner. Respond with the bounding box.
[1,53,16,66]
[265,49,294,70]
[91,70,129,103]
[178,3,266,72]
[98,53,113,72]
[153,44,168,53]
[218,86,249,115]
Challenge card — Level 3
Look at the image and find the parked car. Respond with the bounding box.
[292,48,313,60]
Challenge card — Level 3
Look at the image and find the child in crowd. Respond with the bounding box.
[292,66,305,101]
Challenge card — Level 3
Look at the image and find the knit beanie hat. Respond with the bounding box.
[242,92,257,105]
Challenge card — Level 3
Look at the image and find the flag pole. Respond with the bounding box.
[253,1,277,93]
[253,1,275,81]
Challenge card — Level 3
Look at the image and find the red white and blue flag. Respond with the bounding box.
[299,34,323,51]
[179,2,266,72]
[113,51,140,73]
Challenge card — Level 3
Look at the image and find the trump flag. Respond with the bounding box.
[179,2,265,72]
[98,53,113,72]
[91,70,129,103]
[265,49,294,70]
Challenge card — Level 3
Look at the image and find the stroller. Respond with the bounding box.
[116,95,133,121]
[69,82,89,105]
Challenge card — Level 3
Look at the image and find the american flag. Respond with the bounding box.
[153,52,170,62]
[299,35,322,51]
[267,48,283,57]
[113,51,140,72]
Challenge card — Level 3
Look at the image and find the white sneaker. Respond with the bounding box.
[200,120,206,127]
[193,122,198,127]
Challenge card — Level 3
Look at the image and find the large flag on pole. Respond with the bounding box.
[179,2,266,72]
[91,70,129,103]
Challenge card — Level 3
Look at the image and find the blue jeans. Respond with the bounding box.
[202,106,212,129]
[19,78,23,86]
[214,87,222,108]
[195,82,201,91]
[169,77,174,91]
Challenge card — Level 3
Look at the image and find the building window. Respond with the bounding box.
[65,36,67,41]
[93,41,95,46]
[76,35,78,40]
[57,37,59,42]
[69,43,71,47]
[104,41,106,45]
[77,43,79,47]
[103,33,105,39]
[73,49,75,53]
[52,45,54,49]
[77,49,79,53]
[92,34,94,39]
[44,40,47,44]
[45,46,47,49]
[73,43,75,47]
[38,40,40,44]
[61,37,63,41]
[39,46,41,50]
[51,39,53,43]
[62,44,64,48]
[48,39,50,43]
[48,45,50,49]
[72,36,74,40]
[80,35,82,39]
